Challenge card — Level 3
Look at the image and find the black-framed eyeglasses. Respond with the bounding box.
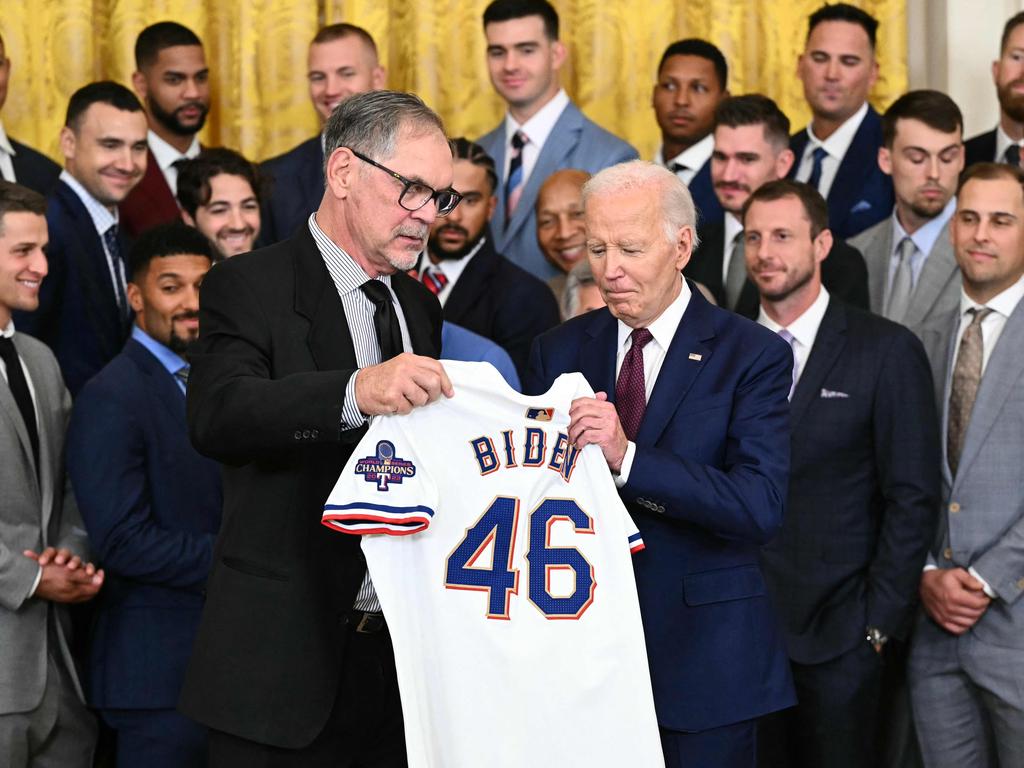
[350,149,463,217]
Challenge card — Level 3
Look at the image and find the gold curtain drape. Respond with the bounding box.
[1,0,905,165]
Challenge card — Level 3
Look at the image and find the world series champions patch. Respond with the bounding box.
[354,440,417,491]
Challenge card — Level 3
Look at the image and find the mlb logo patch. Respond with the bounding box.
[354,440,417,491]
[526,407,555,421]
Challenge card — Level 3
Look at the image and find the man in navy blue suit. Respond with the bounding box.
[477,0,637,281]
[525,160,795,768]
[14,81,148,395]
[964,12,1024,167]
[260,23,385,245]
[0,34,60,195]
[652,39,728,228]
[67,222,222,767]
[744,180,940,768]
[790,3,893,240]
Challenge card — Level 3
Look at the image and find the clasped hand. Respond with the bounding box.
[23,546,104,604]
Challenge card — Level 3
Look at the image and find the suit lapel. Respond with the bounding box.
[905,224,958,328]
[292,228,357,371]
[865,224,892,315]
[789,298,847,427]
[391,273,439,356]
[579,310,618,397]
[484,127,509,238]
[441,235,497,322]
[125,340,187,424]
[0,372,37,489]
[827,108,879,231]
[635,286,715,446]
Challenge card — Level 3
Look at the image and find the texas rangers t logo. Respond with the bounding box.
[354,440,417,491]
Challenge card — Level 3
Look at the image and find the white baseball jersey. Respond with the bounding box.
[323,361,664,768]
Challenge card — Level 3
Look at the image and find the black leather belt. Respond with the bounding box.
[348,610,387,634]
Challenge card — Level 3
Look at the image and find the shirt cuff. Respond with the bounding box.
[968,566,998,599]
[922,564,938,572]
[29,565,43,598]
[613,441,637,488]
[340,371,367,430]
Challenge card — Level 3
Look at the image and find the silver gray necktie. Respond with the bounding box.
[885,236,915,323]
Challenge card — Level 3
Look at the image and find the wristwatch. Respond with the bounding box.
[866,626,889,648]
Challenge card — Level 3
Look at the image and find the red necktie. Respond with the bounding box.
[615,328,654,441]
[421,267,448,295]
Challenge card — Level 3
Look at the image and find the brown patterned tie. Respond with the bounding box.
[947,307,993,476]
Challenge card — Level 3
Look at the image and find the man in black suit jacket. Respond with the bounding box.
[180,91,455,765]
[789,4,893,239]
[964,12,1024,167]
[14,82,148,395]
[0,34,60,195]
[260,23,385,245]
[414,138,559,379]
[743,180,940,768]
[686,94,869,318]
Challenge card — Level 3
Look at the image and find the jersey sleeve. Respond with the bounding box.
[322,414,439,536]
[624,511,645,554]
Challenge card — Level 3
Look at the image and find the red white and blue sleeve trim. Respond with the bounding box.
[322,503,434,536]
[628,532,645,553]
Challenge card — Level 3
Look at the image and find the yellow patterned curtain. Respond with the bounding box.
[1,0,904,165]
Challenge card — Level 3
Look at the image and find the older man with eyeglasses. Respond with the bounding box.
[179,90,458,766]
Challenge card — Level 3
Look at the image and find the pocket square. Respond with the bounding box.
[850,200,872,214]
[820,388,849,399]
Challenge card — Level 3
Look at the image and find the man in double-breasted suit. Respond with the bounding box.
[910,163,1024,767]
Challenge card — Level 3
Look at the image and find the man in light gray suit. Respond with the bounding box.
[851,90,964,336]
[477,0,637,280]
[0,181,103,767]
[910,162,1024,768]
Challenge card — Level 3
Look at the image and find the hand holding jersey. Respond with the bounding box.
[355,352,454,415]
[567,391,628,472]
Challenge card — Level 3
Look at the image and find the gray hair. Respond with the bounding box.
[323,91,447,174]
[561,259,598,319]
[581,160,699,248]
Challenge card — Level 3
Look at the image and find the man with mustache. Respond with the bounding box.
[852,91,965,337]
[120,22,210,238]
[416,137,559,379]
[66,222,221,768]
[964,12,1024,167]
[685,94,868,317]
[790,3,893,240]
[652,38,729,227]
[13,82,148,395]
[178,147,262,259]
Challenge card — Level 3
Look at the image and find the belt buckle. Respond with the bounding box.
[355,611,384,634]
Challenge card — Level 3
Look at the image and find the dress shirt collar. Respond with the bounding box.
[616,275,691,354]
[724,212,744,246]
[307,212,390,296]
[656,132,715,174]
[996,124,1022,163]
[504,89,570,148]
[805,101,869,161]
[59,169,118,235]
[0,121,15,157]
[148,129,200,170]
[2,318,14,338]
[131,324,187,378]
[892,196,956,258]
[959,273,1024,320]
[420,236,486,281]
[757,286,831,351]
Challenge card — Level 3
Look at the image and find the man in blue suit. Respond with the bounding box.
[525,160,795,768]
[790,3,893,240]
[652,39,728,227]
[260,23,385,245]
[67,222,222,767]
[477,0,637,281]
[14,82,149,395]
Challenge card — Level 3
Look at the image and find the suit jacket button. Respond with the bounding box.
[943,547,953,560]
[302,429,311,439]
[1017,577,1024,590]
[949,502,961,514]
[294,430,302,440]
[312,429,319,438]
[657,505,665,514]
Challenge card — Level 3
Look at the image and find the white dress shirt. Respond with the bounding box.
[756,286,831,387]
[795,102,869,199]
[614,276,691,485]
[722,212,745,286]
[58,170,127,309]
[655,133,715,186]
[502,89,570,188]
[147,130,200,196]
[0,121,18,184]
[415,237,487,306]
[888,197,957,293]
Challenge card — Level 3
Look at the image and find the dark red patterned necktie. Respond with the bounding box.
[421,267,448,295]
[615,328,654,441]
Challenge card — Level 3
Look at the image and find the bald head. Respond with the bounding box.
[536,169,590,273]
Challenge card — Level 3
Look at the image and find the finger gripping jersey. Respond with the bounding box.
[322,361,664,768]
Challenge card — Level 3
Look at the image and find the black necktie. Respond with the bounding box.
[1005,144,1021,167]
[0,336,40,473]
[806,146,828,191]
[360,280,404,361]
[103,224,130,319]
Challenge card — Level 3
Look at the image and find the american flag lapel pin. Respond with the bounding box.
[688,353,702,361]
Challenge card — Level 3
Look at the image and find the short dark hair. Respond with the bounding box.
[450,138,499,194]
[65,81,144,132]
[127,221,216,281]
[0,181,47,236]
[714,94,791,149]
[658,39,728,91]
[957,161,1024,201]
[881,90,963,148]
[483,0,559,40]
[135,21,203,70]
[807,3,878,49]
[742,179,830,239]
[1001,12,1024,54]
[311,22,378,57]
[177,148,263,219]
